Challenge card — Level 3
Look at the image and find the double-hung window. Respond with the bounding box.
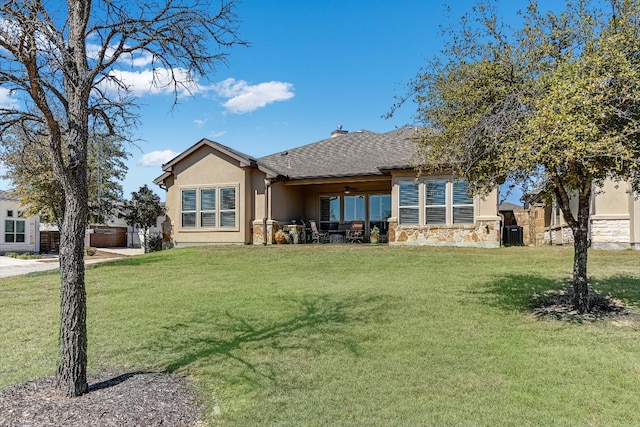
[425,180,446,224]
[219,187,237,228]
[200,189,216,227]
[398,181,420,225]
[398,178,474,226]
[181,186,237,229]
[452,181,474,224]
[4,210,26,243]
[181,190,197,227]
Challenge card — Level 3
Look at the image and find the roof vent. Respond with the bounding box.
[331,125,348,138]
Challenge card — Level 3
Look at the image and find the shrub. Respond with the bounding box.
[85,247,97,256]
[147,234,163,253]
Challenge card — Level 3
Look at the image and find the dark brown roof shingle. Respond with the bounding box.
[258,127,420,180]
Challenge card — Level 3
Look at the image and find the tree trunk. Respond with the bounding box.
[572,224,590,313]
[570,183,592,314]
[551,172,592,313]
[53,2,92,397]
[56,179,89,396]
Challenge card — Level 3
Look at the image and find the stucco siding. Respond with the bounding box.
[165,146,253,245]
[0,197,40,253]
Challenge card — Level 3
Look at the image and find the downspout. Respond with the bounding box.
[263,178,271,245]
[497,212,505,248]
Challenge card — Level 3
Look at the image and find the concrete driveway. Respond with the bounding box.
[0,247,144,279]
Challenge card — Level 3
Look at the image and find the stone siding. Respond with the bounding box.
[387,218,500,248]
[590,218,630,249]
[545,226,574,246]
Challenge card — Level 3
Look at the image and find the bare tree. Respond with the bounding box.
[0,0,246,397]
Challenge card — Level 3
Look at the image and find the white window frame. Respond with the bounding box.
[181,189,197,228]
[398,181,420,225]
[180,185,239,230]
[218,187,237,228]
[4,218,26,243]
[424,180,447,224]
[451,181,474,224]
[397,177,475,226]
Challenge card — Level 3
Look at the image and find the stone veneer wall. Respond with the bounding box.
[387,218,500,248]
[252,219,278,245]
[513,210,532,246]
[545,226,574,246]
[590,218,630,249]
[544,218,632,249]
[513,206,548,247]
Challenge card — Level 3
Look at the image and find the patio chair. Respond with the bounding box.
[309,220,329,244]
[345,221,364,243]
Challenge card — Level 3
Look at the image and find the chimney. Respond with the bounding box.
[331,124,348,138]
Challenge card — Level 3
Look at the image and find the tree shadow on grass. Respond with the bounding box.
[479,274,640,322]
[151,294,384,383]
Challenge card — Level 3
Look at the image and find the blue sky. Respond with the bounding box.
[1,0,551,203]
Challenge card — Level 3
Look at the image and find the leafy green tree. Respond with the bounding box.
[1,131,128,226]
[394,0,640,312]
[124,185,165,253]
[0,0,245,396]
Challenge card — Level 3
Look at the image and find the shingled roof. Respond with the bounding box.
[258,127,421,180]
[0,189,16,200]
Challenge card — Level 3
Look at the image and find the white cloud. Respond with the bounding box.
[138,150,180,167]
[208,130,227,139]
[193,118,208,126]
[86,42,155,68]
[103,67,199,97]
[211,78,295,114]
[99,63,294,114]
[0,87,17,109]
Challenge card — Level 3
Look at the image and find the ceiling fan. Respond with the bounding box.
[343,185,358,195]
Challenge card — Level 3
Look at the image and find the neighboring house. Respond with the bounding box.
[154,127,502,247]
[543,180,640,249]
[509,181,640,250]
[86,203,165,249]
[0,190,40,253]
[38,203,166,252]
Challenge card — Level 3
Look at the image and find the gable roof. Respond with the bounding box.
[153,138,280,185]
[258,127,421,180]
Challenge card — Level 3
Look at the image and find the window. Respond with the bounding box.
[181,189,197,227]
[219,187,236,228]
[398,178,474,226]
[425,180,446,224]
[369,194,391,235]
[398,181,419,225]
[344,195,365,222]
[200,189,216,227]
[452,181,474,224]
[181,186,237,229]
[369,194,391,222]
[5,219,25,243]
[320,196,340,229]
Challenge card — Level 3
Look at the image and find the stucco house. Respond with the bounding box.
[503,180,640,250]
[153,127,502,247]
[533,181,639,250]
[0,189,40,253]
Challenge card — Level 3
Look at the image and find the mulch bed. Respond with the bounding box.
[0,371,203,426]
[532,285,639,323]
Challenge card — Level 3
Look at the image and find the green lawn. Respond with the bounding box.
[1,245,639,426]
